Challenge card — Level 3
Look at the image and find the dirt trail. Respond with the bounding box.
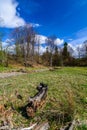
[0,72,25,78]
[0,68,49,78]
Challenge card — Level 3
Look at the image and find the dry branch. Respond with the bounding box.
[21,123,37,130]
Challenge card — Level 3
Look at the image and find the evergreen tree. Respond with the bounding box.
[62,42,70,65]
[53,46,60,66]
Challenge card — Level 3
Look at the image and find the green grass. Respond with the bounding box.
[76,124,87,130]
[0,65,47,72]
[0,67,87,129]
[0,65,13,72]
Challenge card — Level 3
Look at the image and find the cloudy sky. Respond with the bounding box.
[0,0,87,51]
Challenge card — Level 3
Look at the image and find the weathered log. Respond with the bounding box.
[60,120,76,130]
[0,122,49,130]
[26,83,48,117]
[33,122,50,130]
[21,123,37,130]
[17,122,49,130]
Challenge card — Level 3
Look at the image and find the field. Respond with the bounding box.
[0,67,87,129]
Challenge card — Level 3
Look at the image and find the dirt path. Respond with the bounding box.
[0,72,25,78]
[0,68,49,78]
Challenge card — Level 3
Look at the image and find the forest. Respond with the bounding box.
[0,26,87,68]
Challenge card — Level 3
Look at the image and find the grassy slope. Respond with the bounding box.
[0,67,87,129]
[0,64,47,73]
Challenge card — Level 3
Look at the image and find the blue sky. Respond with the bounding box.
[0,0,87,48]
[18,0,87,38]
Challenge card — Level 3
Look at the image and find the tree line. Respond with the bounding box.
[0,25,87,67]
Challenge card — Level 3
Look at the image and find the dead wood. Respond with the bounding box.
[0,122,49,130]
[26,83,48,117]
[60,120,76,130]
[33,121,50,130]
[15,122,49,130]
[21,123,37,130]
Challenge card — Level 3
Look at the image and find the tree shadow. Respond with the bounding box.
[17,103,30,119]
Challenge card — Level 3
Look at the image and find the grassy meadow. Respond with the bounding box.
[0,67,87,129]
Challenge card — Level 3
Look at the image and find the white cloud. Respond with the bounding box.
[2,35,64,54]
[0,0,25,28]
[68,38,73,41]
[35,35,47,44]
[2,38,14,48]
[76,27,87,38]
[2,41,8,48]
[35,35,64,54]
[54,38,64,45]
[32,23,40,27]
[68,27,87,57]
[69,37,87,46]
[8,44,16,53]
[35,35,64,45]
[0,0,40,28]
[39,46,47,54]
[68,39,87,57]
[26,23,40,28]
[35,45,47,54]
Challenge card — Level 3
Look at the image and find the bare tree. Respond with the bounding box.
[0,32,4,65]
[35,34,41,63]
[77,46,81,59]
[31,32,36,62]
[83,40,87,58]
[12,25,36,65]
[46,35,57,67]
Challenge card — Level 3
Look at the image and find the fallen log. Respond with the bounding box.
[26,83,48,117]
[60,120,76,130]
[33,121,50,130]
[0,122,49,130]
[19,122,49,130]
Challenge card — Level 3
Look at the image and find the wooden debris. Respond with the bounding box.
[17,122,49,130]
[21,123,37,130]
[15,90,23,100]
[33,121,50,130]
[0,122,49,130]
[60,120,76,130]
[17,69,27,73]
[26,83,48,117]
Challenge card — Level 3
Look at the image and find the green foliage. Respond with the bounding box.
[62,42,71,65]
[77,124,87,130]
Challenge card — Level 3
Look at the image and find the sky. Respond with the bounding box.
[0,0,87,53]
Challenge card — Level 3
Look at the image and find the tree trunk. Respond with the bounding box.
[50,54,53,67]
